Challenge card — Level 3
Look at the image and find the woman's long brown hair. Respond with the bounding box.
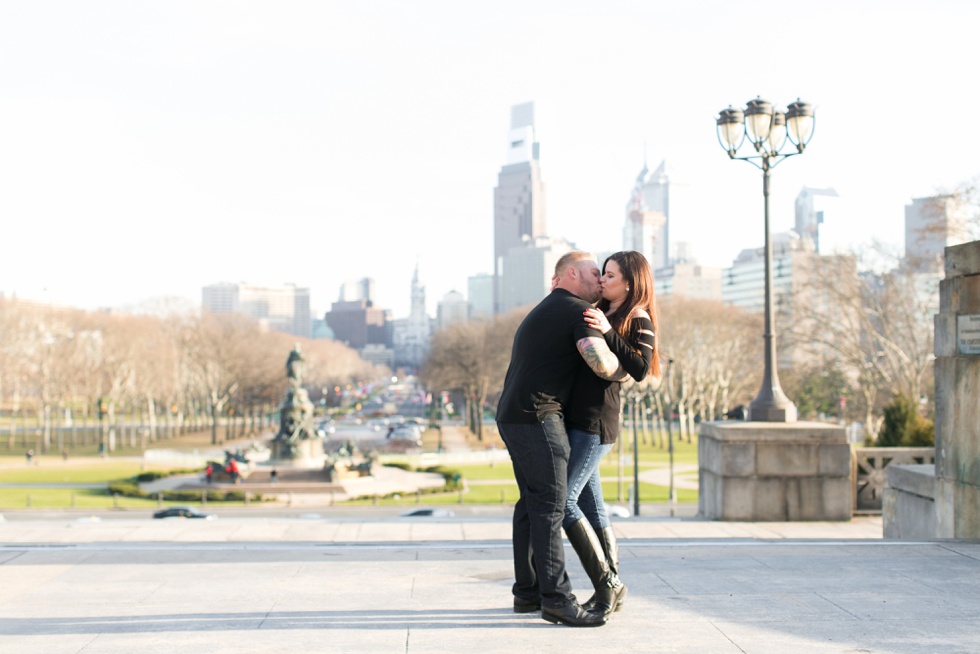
[597,250,661,377]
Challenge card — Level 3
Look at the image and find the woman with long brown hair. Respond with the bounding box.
[563,250,660,617]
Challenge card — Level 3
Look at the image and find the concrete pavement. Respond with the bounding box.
[2,512,980,653]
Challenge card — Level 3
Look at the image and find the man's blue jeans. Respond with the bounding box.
[563,428,613,532]
[498,416,574,608]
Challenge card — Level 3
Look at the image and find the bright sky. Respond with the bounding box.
[2,1,978,319]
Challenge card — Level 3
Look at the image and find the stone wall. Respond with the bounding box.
[933,240,980,538]
[699,421,852,521]
[883,464,936,539]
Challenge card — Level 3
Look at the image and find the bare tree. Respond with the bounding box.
[654,297,761,440]
[421,308,526,440]
[785,246,936,440]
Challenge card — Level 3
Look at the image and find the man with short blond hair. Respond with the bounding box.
[496,249,625,628]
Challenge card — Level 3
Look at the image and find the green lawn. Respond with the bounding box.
[1,429,700,510]
[0,462,148,484]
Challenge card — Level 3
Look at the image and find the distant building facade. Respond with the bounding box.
[721,232,858,367]
[905,194,968,272]
[794,187,838,254]
[324,299,390,350]
[437,290,469,330]
[338,278,375,303]
[391,264,433,371]
[623,159,687,272]
[498,235,576,314]
[467,273,493,319]
[655,262,722,301]
[202,282,311,339]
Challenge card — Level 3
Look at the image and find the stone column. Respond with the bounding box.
[933,240,980,538]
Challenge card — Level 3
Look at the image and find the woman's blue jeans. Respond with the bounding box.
[563,428,613,532]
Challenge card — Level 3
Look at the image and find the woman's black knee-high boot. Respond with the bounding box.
[565,518,627,616]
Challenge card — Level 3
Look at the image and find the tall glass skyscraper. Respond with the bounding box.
[493,102,547,315]
[623,159,678,272]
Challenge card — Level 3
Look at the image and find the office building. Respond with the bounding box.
[338,278,375,303]
[498,235,575,314]
[493,101,547,314]
[905,194,968,272]
[721,232,858,367]
[623,159,688,271]
[202,282,311,339]
[655,262,723,301]
[467,273,494,319]
[436,290,469,330]
[795,187,839,254]
[324,299,390,350]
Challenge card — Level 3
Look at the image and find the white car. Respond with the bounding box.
[606,505,631,519]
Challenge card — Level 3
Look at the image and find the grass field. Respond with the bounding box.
[0,426,700,510]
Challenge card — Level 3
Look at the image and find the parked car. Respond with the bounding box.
[606,505,631,519]
[387,424,422,446]
[401,508,455,518]
[402,418,427,432]
[153,506,216,520]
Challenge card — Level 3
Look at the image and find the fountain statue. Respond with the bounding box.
[270,344,324,463]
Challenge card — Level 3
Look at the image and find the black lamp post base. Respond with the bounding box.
[746,400,798,423]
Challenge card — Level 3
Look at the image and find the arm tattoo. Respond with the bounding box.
[577,336,628,381]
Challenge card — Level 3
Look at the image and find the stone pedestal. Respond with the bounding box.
[932,240,980,538]
[270,437,324,463]
[698,421,852,521]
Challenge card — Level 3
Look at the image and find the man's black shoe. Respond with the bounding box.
[513,597,541,613]
[541,602,607,627]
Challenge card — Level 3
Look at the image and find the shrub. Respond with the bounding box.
[108,481,144,497]
[877,395,934,447]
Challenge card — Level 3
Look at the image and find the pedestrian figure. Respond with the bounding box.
[205,463,213,484]
[26,449,34,463]
[270,468,279,484]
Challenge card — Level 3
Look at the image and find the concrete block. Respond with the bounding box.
[887,464,936,500]
[936,358,980,486]
[786,478,852,521]
[934,313,957,358]
[945,240,980,279]
[750,478,791,521]
[698,469,717,517]
[818,444,853,477]
[953,274,980,313]
[883,487,937,539]
[756,442,818,476]
[953,481,980,538]
[698,421,846,444]
[720,442,755,477]
[819,478,855,521]
[698,435,722,474]
[935,478,956,538]
[718,476,761,521]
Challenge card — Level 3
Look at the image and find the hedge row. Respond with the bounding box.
[350,465,463,501]
[108,479,261,502]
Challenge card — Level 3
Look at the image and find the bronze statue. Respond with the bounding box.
[272,344,317,458]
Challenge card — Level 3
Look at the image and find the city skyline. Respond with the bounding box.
[1,1,978,319]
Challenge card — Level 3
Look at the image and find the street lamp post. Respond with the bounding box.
[716,97,815,422]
